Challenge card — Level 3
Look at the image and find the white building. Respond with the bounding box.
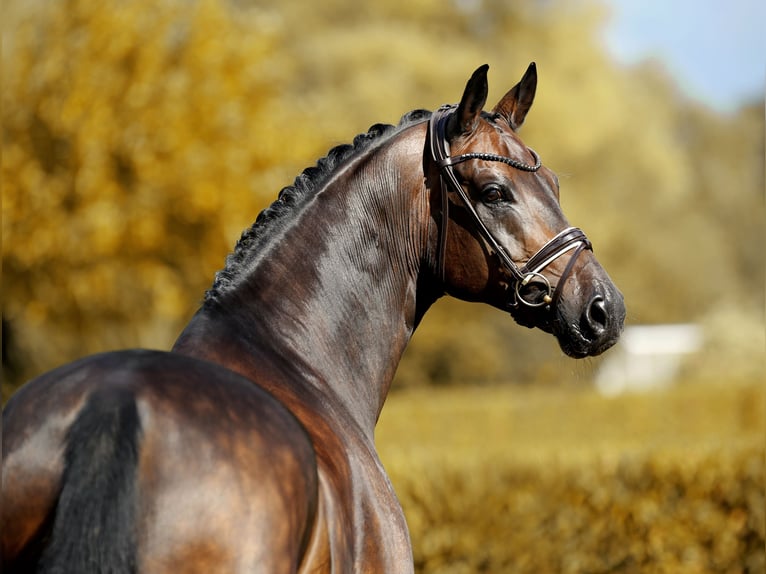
[595,324,703,396]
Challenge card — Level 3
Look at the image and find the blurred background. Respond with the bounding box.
[2,0,764,571]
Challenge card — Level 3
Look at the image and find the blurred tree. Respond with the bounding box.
[2,0,311,387]
[3,0,763,393]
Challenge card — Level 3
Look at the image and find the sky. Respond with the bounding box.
[602,0,765,112]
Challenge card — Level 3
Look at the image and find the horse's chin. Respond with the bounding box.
[556,331,619,359]
[554,329,598,359]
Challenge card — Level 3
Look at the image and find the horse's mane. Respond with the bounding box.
[205,109,432,305]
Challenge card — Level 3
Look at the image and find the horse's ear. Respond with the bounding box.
[492,62,537,131]
[448,64,489,139]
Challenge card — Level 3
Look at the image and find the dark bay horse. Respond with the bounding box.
[2,64,625,573]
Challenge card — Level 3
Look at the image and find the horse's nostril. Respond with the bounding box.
[584,296,608,338]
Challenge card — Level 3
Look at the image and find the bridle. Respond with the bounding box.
[428,104,592,311]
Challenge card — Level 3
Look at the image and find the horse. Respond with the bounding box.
[2,63,625,573]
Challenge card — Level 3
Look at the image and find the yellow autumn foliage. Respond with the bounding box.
[3,0,313,382]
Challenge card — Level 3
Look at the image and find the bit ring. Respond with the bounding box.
[515,272,553,308]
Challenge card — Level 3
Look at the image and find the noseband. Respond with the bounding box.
[429,105,592,311]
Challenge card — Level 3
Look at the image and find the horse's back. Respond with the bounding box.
[2,349,319,573]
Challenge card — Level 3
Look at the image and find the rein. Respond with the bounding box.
[428,105,592,311]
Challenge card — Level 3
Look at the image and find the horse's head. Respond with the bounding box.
[430,64,625,358]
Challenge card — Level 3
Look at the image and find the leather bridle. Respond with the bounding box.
[428,104,592,311]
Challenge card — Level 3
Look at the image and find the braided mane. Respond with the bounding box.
[205,109,432,304]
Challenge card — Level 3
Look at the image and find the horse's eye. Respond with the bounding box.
[481,185,506,204]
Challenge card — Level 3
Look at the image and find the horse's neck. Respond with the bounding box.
[174,128,436,435]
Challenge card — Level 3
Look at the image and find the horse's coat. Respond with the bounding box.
[2,64,625,573]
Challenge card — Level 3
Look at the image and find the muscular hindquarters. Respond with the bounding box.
[2,351,320,574]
